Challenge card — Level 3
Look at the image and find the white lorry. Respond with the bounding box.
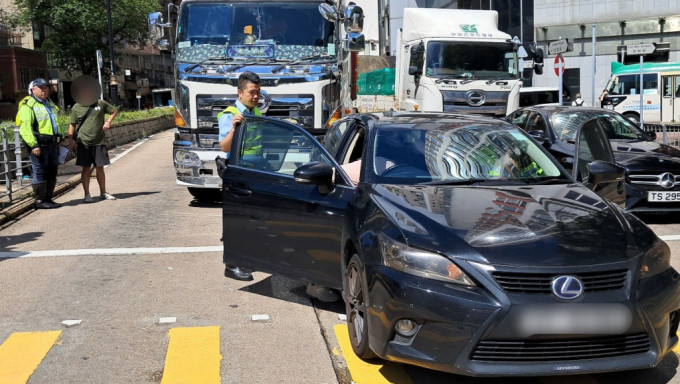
[148,0,364,201]
[390,8,542,115]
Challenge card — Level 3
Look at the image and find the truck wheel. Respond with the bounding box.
[188,188,221,202]
[345,254,377,359]
[623,112,640,125]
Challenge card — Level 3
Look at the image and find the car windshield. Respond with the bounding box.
[425,41,519,80]
[176,2,335,63]
[550,110,648,143]
[370,124,562,185]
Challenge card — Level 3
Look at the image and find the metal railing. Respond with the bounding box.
[0,124,29,204]
[644,123,680,146]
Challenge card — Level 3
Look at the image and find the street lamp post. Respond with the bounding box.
[106,0,119,106]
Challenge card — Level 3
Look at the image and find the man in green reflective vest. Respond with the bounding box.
[218,71,262,159]
[218,71,262,281]
[17,78,62,209]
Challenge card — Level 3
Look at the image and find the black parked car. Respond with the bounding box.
[220,112,680,376]
[507,105,680,212]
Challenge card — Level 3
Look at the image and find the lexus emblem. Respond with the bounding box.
[658,172,676,189]
[551,275,584,300]
[465,90,486,107]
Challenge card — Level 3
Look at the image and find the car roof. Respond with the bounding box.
[357,111,511,131]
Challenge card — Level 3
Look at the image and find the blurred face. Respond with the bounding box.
[237,81,260,109]
[32,85,48,101]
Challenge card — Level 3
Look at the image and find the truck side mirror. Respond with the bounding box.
[408,66,422,76]
[347,32,365,52]
[410,42,424,61]
[318,3,338,22]
[344,4,364,33]
[533,48,544,75]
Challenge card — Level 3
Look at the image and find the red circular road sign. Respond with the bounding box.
[554,54,565,76]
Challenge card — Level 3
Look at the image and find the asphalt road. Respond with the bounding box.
[1,129,680,384]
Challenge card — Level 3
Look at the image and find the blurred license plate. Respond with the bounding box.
[516,304,631,337]
[649,191,680,202]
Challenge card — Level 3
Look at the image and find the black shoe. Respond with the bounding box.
[224,265,254,281]
[46,200,62,208]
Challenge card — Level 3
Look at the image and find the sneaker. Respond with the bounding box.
[84,193,93,203]
[100,193,117,200]
[305,283,340,302]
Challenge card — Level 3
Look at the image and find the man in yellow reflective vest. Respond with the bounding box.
[218,71,262,281]
[218,70,263,160]
[17,78,62,209]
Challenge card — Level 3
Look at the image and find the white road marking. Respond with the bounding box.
[0,246,222,259]
[659,235,680,242]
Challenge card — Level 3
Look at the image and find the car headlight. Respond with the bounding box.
[640,240,671,279]
[379,235,475,286]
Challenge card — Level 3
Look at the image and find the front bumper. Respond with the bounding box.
[364,262,680,376]
[626,182,680,213]
[173,135,222,189]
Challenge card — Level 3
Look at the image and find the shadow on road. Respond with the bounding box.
[0,231,44,251]
[635,213,680,225]
[189,199,222,208]
[57,191,161,206]
[239,274,314,307]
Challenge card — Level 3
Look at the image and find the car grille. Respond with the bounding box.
[629,173,680,190]
[471,333,650,362]
[491,269,628,294]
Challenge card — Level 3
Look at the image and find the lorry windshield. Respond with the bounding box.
[425,41,518,80]
[176,2,335,63]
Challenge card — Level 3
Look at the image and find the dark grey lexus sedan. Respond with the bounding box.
[220,112,680,376]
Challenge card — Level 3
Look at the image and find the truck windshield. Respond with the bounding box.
[176,2,335,63]
[425,41,518,80]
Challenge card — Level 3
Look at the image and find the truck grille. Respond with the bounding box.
[442,90,509,116]
[471,333,649,362]
[195,94,314,132]
[491,269,628,294]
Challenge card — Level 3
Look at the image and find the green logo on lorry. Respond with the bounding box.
[460,24,478,33]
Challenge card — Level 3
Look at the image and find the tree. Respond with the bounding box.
[10,0,161,75]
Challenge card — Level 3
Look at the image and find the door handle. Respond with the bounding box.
[229,184,252,197]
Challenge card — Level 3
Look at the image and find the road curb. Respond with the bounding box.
[0,174,83,226]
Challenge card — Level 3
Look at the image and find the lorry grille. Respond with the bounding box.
[491,269,628,294]
[441,90,509,116]
[196,94,314,132]
[471,333,649,362]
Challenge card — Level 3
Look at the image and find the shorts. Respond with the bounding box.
[76,142,111,167]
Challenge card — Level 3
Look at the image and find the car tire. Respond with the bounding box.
[345,254,377,359]
[188,187,222,202]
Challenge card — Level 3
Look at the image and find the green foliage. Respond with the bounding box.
[1,107,173,140]
[9,0,160,74]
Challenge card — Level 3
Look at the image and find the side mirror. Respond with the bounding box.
[533,48,544,75]
[410,42,425,61]
[294,162,336,194]
[408,66,422,76]
[347,32,365,52]
[644,130,657,140]
[318,3,338,23]
[344,4,364,33]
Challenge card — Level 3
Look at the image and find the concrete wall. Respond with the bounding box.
[104,114,174,149]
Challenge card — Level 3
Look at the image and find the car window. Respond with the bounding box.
[595,113,646,140]
[323,119,350,155]
[508,109,531,128]
[526,112,547,133]
[370,125,562,184]
[575,119,613,181]
[237,118,332,175]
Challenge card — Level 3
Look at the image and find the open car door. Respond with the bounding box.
[221,116,354,290]
[574,118,626,207]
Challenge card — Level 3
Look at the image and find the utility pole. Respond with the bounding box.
[106,0,119,106]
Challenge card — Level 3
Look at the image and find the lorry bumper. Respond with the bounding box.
[173,139,222,189]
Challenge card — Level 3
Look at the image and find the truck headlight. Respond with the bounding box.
[174,149,202,167]
[640,240,671,279]
[379,235,475,286]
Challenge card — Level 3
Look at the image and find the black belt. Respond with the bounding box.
[36,134,60,144]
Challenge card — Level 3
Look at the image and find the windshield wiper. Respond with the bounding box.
[184,56,233,73]
[532,176,572,185]
[418,178,488,186]
[271,54,334,73]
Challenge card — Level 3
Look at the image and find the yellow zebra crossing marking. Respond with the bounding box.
[334,324,413,384]
[0,330,62,384]
[161,326,222,384]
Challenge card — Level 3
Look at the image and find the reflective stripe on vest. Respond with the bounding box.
[218,105,263,155]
